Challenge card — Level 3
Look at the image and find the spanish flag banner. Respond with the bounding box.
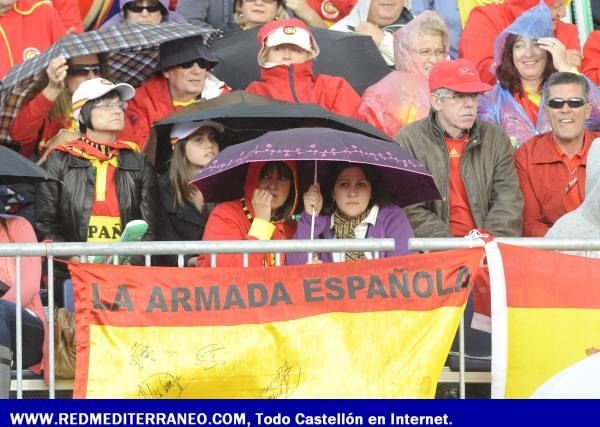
[487,243,600,398]
[69,249,481,398]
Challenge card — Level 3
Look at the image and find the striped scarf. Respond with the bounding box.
[332,208,370,262]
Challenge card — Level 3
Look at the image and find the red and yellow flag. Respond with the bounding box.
[69,249,481,398]
[488,243,600,398]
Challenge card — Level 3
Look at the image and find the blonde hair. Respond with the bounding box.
[418,13,449,50]
[233,0,289,28]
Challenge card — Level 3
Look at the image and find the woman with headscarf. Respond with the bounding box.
[359,10,449,137]
[330,0,413,66]
[546,139,600,258]
[246,18,362,119]
[101,0,186,27]
[199,161,299,268]
[287,163,414,264]
[460,0,580,85]
[478,2,600,148]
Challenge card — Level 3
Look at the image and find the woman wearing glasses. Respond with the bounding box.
[101,0,186,27]
[478,2,600,148]
[35,77,159,260]
[360,11,449,137]
[9,54,105,160]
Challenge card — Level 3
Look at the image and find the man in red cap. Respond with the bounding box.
[395,59,523,238]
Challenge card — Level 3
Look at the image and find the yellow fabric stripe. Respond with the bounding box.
[248,217,276,240]
[13,1,52,15]
[525,88,541,107]
[173,99,196,108]
[85,307,464,398]
[0,24,14,67]
[505,307,600,397]
[89,157,118,202]
[87,216,121,242]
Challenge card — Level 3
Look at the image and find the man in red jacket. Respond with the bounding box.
[124,35,230,151]
[246,18,362,120]
[459,0,580,85]
[0,0,65,78]
[515,72,600,237]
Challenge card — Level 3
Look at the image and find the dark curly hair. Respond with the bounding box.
[496,33,556,96]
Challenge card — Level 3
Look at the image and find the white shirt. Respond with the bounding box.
[329,205,379,262]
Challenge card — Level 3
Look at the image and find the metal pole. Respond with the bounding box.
[15,256,22,399]
[47,256,55,399]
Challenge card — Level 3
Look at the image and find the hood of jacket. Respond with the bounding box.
[257,18,320,67]
[491,1,555,76]
[243,160,299,219]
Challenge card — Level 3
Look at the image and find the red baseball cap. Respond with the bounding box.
[429,59,492,93]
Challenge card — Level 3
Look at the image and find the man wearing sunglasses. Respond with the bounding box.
[515,72,600,237]
[124,35,230,152]
[396,59,523,238]
[101,0,186,27]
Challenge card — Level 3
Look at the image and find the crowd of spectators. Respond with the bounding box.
[1,0,600,394]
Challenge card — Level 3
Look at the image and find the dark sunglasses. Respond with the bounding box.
[67,64,102,77]
[176,59,213,70]
[546,97,587,109]
[125,3,162,13]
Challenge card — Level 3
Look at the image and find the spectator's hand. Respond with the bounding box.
[356,22,385,47]
[68,256,80,263]
[252,189,273,222]
[43,56,68,100]
[37,130,80,165]
[303,183,323,216]
[187,257,198,267]
[65,26,77,35]
[286,0,312,17]
[566,48,582,70]
[536,37,571,72]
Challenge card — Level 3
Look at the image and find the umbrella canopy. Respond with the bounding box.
[210,26,391,94]
[151,97,392,172]
[0,22,217,147]
[145,90,282,171]
[0,146,58,184]
[192,128,440,208]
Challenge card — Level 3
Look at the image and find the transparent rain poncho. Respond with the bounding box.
[478,1,600,147]
[359,11,449,137]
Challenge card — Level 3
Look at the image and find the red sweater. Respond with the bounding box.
[459,0,580,85]
[9,91,70,158]
[514,130,600,237]
[246,61,362,120]
[582,30,600,87]
[199,161,298,268]
[0,0,65,78]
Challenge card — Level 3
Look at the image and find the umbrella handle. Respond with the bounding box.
[307,160,318,264]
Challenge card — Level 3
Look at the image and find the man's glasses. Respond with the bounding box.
[177,59,213,70]
[67,64,102,77]
[546,97,587,109]
[93,101,128,110]
[125,3,162,13]
[436,93,481,103]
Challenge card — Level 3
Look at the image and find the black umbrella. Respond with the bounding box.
[210,27,391,94]
[151,99,393,173]
[0,145,58,184]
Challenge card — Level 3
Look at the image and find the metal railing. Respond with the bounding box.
[408,237,600,399]
[7,238,395,399]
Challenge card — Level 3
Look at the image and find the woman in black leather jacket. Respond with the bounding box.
[34,78,159,257]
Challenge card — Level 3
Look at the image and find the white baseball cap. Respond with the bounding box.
[169,120,225,144]
[72,77,135,123]
[264,25,319,58]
